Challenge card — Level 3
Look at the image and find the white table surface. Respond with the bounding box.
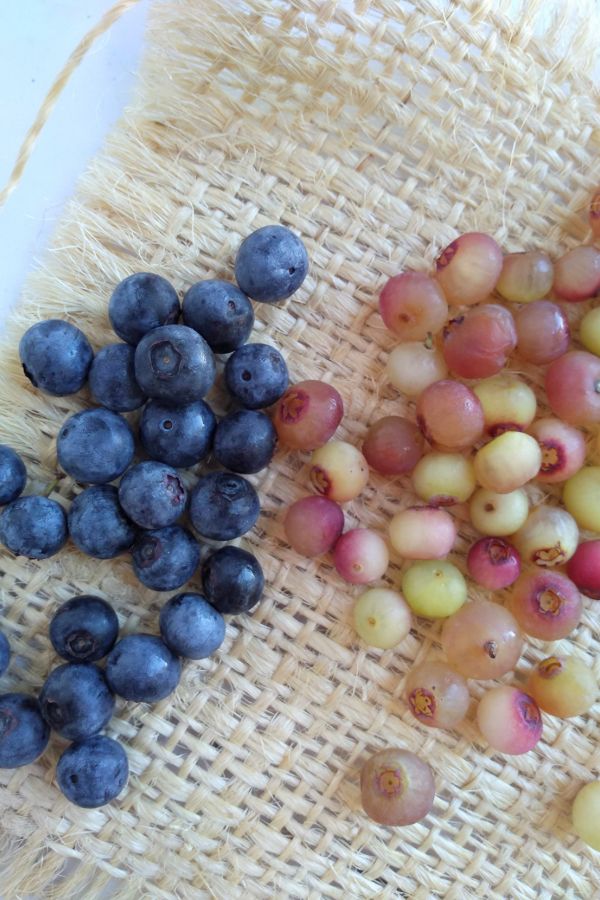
[0,0,149,329]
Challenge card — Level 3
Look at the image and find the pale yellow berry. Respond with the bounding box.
[469,488,529,536]
[353,589,412,649]
[474,432,541,493]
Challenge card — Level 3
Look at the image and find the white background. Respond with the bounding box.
[0,0,149,328]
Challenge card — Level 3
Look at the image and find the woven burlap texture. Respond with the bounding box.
[1,1,599,897]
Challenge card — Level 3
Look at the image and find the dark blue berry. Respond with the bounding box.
[89,343,146,412]
[213,410,277,474]
[190,472,259,541]
[57,408,135,484]
[131,525,200,591]
[235,225,308,303]
[105,634,181,702]
[201,546,264,614]
[0,632,10,677]
[19,319,93,396]
[118,461,187,529]
[159,593,225,659]
[68,485,137,558]
[0,693,50,768]
[56,735,128,808]
[139,399,216,468]
[224,343,288,409]
[108,272,180,345]
[50,595,119,663]
[182,280,254,353]
[134,325,215,405]
[0,496,67,559]
[0,445,26,505]
[39,663,115,741]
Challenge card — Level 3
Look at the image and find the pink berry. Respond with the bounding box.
[508,570,582,640]
[545,351,600,425]
[514,300,570,365]
[553,246,600,302]
[362,417,424,476]
[466,538,521,590]
[477,686,542,755]
[283,496,344,558]
[529,418,586,484]
[378,272,448,340]
[389,507,456,560]
[442,304,517,380]
[441,599,523,680]
[274,381,343,450]
[405,662,470,730]
[567,540,600,599]
[591,189,600,240]
[360,747,435,826]
[333,528,389,584]
[435,232,503,307]
[416,380,484,451]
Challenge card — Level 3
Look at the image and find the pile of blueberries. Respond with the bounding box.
[0,224,308,808]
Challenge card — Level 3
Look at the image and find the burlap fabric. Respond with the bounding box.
[0,1,599,897]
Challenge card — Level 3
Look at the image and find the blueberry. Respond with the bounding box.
[68,485,137,559]
[235,225,308,303]
[56,735,128,808]
[182,280,255,353]
[134,325,215,406]
[89,343,146,412]
[213,410,277,474]
[108,272,180,345]
[159,593,226,659]
[105,634,181,702]
[118,461,187,530]
[57,408,135,484]
[19,319,93,396]
[0,445,26,505]
[224,343,289,409]
[131,525,200,591]
[0,496,67,559]
[140,399,216,468]
[0,632,10,677]
[201,546,264,614]
[50,595,119,663]
[0,693,50,768]
[39,663,115,741]
[190,473,259,541]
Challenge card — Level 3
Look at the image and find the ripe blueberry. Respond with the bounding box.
[225,343,289,409]
[139,399,216,468]
[39,663,115,741]
[0,632,10,677]
[68,485,137,558]
[131,525,200,591]
[213,409,277,474]
[0,693,50,768]
[235,225,308,303]
[108,272,179,345]
[118,461,187,530]
[0,495,67,559]
[57,408,135,484]
[0,445,26,505]
[202,546,264,614]
[159,593,226,659]
[19,319,93,396]
[89,343,146,412]
[134,325,216,405]
[105,634,181,702]
[182,280,254,353]
[190,472,260,541]
[56,734,128,808]
[49,595,119,663]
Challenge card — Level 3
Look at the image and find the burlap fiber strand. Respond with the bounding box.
[1,1,599,897]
